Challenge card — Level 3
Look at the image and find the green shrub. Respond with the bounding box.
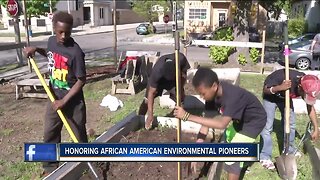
[250,48,260,64]
[209,27,234,64]
[238,54,247,65]
[209,46,233,64]
[288,18,308,38]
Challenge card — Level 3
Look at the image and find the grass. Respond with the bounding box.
[0,128,14,137]
[0,63,20,74]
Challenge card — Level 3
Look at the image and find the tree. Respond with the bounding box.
[0,0,58,24]
[259,0,293,20]
[131,0,170,33]
[228,0,253,63]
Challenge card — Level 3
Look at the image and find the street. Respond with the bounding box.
[0,24,279,67]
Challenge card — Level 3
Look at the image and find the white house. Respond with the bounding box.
[1,0,84,33]
[0,0,146,32]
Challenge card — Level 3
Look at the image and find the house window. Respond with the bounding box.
[36,19,46,26]
[99,8,104,19]
[189,9,207,19]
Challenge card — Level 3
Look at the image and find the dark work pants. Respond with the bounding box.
[42,99,88,173]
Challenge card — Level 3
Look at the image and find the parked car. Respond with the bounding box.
[248,27,261,42]
[278,40,313,70]
[136,23,157,35]
[278,33,316,51]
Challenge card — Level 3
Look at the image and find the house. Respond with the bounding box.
[184,0,268,34]
[0,0,144,33]
[1,0,84,32]
[291,0,320,32]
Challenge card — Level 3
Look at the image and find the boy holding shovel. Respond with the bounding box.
[24,11,88,176]
[174,67,267,180]
[138,52,190,129]
[260,69,319,170]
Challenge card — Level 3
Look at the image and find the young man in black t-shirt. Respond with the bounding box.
[174,67,267,180]
[138,52,190,129]
[260,69,319,170]
[24,12,88,176]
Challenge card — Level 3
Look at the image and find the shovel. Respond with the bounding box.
[28,58,101,180]
[275,21,298,180]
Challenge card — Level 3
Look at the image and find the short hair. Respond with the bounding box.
[52,11,73,26]
[192,67,219,88]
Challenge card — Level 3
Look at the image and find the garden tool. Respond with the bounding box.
[275,21,298,180]
[294,121,312,155]
[28,58,101,180]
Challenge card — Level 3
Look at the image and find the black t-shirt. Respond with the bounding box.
[205,81,267,138]
[148,52,190,90]
[263,69,305,104]
[47,36,86,100]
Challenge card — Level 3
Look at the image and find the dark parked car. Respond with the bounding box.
[278,40,313,70]
[136,23,157,35]
[278,33,316,51]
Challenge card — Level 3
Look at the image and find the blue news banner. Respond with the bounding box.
[25,143,259,162]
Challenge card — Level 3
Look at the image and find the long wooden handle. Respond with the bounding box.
[29,58,79,143]
[284,22,290,135]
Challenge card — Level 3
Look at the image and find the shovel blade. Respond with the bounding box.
[284,154,297,180]
[275,155,287,179]
[275,154,297,180]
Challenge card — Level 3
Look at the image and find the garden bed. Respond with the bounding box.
[105,128,213,180]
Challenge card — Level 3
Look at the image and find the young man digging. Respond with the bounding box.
[173,67,267,180]
[138,52,190,129]
[23,11,88,176]
[260,69,319,170]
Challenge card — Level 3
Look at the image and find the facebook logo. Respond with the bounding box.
[26,145,36,161]
[24,143,57,162]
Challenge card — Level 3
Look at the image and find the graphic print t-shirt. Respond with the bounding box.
[47,36,86,100]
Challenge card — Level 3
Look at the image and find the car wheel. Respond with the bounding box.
[296,57,310,70]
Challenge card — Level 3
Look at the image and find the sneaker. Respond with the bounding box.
[295,151,302,158]
[260,160,275,170]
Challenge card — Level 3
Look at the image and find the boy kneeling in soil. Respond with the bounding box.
[24,12,88,176]
[174,67,267,180]
[138,52,190,129]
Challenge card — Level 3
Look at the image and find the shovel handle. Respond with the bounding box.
[284,23,290,135]
[29,58,79,143]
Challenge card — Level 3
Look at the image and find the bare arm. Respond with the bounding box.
[311,40,316,52]
[263,80,291,95]
[188,114,232,130]
[306,104,319,141]
[52,77,86,110]
[23,47,47,57]
[147,86,157,117]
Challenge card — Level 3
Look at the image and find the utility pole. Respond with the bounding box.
[22,0,29,46]
[67,0,70,14]
[113,0,117,65]
[49,0,53,35]
[22,0,32,72]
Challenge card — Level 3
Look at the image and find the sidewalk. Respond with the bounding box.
[0,21,182,43]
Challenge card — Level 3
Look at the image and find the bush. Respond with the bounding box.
[209,26,234,64]
[238,54,247,65]
[250,48,260,64]
[288,18,308,38]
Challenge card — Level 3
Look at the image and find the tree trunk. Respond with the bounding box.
[229,0,252,64]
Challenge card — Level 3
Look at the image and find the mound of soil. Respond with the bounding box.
[104,128,213,180]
